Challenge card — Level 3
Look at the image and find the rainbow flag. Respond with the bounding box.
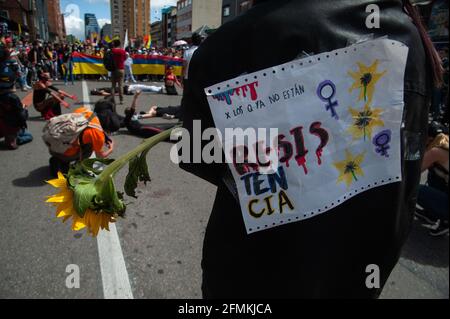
[72,52,184,76]
[144,35,151,49]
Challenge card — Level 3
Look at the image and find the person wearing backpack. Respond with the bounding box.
[44,107,115,176]
[0,46,31,149]
[109,40,126,105]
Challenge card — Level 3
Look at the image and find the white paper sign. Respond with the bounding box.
[205,38,409,234]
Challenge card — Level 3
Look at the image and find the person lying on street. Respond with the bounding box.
[90,84,164,96]
[123,90,179,138]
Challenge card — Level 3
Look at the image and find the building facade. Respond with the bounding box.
[101,23,112,40]
[111,0,151,42]
[0,0,65,41]
[150,21,162,47]
[161,6,177,47]
[47,0,66,43]
[176,0,222,40]
[85,13,100,42]
[221,0,254,25]
[0,0,34,38]
[129,0,151,39]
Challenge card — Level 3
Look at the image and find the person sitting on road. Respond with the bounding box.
[164,65,182,95]
[33,71,78,120]
[415,122,449,236]
[48,107,115,176]
[0,46,31,150]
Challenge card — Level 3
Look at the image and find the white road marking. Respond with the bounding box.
[97,223,134,299]
[82,80,92,111]
[82,80,134,299]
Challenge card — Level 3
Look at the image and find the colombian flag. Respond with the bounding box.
[72,52,106,75]
[132,54,183,76]
[72,52,183,76]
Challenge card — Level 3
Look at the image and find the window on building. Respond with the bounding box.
[187,0,192,5]
[223,6,230,17]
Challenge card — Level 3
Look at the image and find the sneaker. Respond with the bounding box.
[429,221,449,236]
[415,207,438,225]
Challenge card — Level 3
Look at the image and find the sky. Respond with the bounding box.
[61,0,178,40]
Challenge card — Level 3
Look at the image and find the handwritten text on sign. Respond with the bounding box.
[205,39,408,234]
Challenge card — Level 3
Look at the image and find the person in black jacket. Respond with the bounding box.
[180,0,441,298]
[0,46,30,149]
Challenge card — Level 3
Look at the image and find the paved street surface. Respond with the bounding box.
[0,80,447,299]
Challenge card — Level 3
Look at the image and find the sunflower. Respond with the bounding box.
[46,172,115,236]
[347,103,384,141]
[333,150,365,188]
[348,60,386,103]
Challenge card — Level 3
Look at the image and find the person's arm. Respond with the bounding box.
[48,91,71,108]
[84,129,114,158]
[130,90,142,110]
[421,147,448,172]
[96,138,114,158]
[48,85,78,101]
[174,74,183,88]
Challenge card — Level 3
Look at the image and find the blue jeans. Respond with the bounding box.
[16,129,33,145]
[124,65,136,83]
[417,184,449,221]
[64,62,74,84]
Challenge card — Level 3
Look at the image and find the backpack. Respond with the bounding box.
[103,50,116,72]
[0,59,19,90]
[42,112,103,155]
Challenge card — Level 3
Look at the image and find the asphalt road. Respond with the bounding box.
[0,80,447,299]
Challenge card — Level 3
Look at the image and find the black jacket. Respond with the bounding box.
[180,0,431,298]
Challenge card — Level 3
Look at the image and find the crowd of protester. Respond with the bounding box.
[0,35,186,89]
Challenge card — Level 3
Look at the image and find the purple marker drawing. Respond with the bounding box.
[373,129,391,157]
[317,80,339,120]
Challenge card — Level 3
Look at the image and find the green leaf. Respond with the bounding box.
[96,176,126,216]
[124,150,151,198]
[80,158,115,175]
[73,182,98,217]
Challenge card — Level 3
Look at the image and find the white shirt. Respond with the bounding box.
[124,57,133,67]
[183,45,198,80]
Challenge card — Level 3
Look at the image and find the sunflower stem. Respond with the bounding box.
[95,127,177,187]
[351,170,358,182]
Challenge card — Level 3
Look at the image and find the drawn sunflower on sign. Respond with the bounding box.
[333,150,366,188]
[348,103,384,141]
[348,60,386,103]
